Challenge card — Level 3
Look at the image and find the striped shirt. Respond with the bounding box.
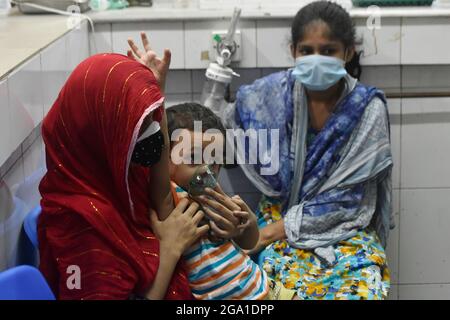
[184,238,269,300]
[171,183,269,300]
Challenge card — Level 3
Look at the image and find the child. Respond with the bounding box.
[165,103,296,300]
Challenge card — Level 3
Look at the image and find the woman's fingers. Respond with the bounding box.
[140,32,152,52]
[196,224,210,238]
[192,210,205,225]
[199,196,239,226]
[127,38,144,58]
[162,49,172,66]
[207,187,241,211]
[204,186,227,203]
[184,201,200,217]
[141,52,157,69]
[214,185,241,210]
[127,49,136,60]
[231,195,251,212]
[209,220,229,238]
[173,198,190,215]
[234,211,250,233]
[233,210,249,223]
[203,206,234,231]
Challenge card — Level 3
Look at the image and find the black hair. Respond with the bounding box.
[166,102,226,146]
[291,0,362,79]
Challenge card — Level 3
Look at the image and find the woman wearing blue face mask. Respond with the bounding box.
[222,0,393,300]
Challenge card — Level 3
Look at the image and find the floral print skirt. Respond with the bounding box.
[255,195,391,300]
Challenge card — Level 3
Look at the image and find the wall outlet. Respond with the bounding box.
[210,30,242,63]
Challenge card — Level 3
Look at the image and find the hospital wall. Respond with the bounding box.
[1,17,450,300]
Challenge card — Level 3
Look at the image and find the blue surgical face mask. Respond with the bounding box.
[292,54,347,91]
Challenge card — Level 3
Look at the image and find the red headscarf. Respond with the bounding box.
[38,53,192,300]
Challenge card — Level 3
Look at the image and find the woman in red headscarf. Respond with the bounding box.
[38,43,208,299]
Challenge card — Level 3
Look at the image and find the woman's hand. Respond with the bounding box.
[145,199,208,300]
[196,185,244,240]
[127,32,171,93]
[150,198,209,256]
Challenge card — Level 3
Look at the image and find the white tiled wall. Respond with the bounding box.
[92,17,450,71]
[387,189,400,286]
[2,17,450,300]
[8,56,44,154]
[0,23,89,273]
[91,23,113,54]
[354,18,401,66]
[389,284,399,300]
[400,189,450,285]
[256,19,293,68]
[402,65,450,93]
[41,36,70,115]
[399,284,450,300]
[67,22,91,70]
[388,98,401,190]
[359,66,401,92]
[111,22,185,69]
[0,80,10,166]
[401,98,450,189]
[401,17,450,65]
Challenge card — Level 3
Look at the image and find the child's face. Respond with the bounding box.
[169,130,224,192]
[291,20,354,63]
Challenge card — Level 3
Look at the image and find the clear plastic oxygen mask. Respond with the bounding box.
[187,164,218,197]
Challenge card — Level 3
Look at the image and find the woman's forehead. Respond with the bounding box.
[297,20,342,47]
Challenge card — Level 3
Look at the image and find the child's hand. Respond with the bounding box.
[196,185,243,240]
[229,195,260,250]
[127,32,171,93]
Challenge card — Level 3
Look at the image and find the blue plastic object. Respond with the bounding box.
[23,206,41,249]
[0,265,55,300]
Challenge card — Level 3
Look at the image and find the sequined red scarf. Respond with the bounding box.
[38,54,192,300]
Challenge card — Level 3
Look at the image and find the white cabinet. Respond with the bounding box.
[256,20,293,68]
[354,17,401,65]
[401,17,450,65]
[112,22,185,69]
[184,20,257,69]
